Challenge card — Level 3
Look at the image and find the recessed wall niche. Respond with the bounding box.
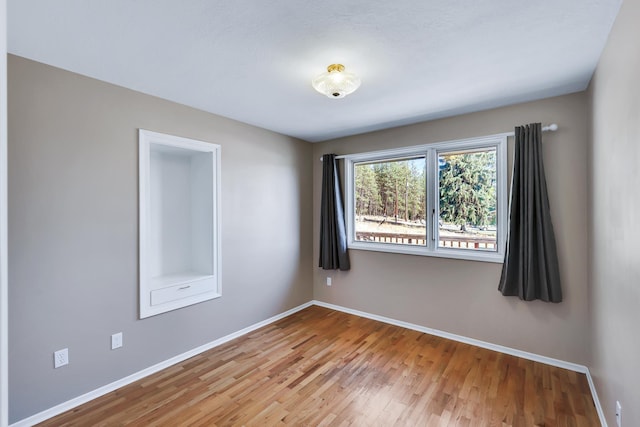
[138,129,221,318]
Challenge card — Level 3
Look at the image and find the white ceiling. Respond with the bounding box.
[8,0,622,142]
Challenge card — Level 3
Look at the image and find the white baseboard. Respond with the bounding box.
[312,300,607,427]
[11,301,313,427]
[586,369,608,427]
[312,300,587,372]
[12,299,607,427]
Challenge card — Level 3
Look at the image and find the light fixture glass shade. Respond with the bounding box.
[312,64,361,99]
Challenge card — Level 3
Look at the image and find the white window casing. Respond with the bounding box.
[344,134,507,263]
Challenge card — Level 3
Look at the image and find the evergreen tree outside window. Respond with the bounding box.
[438,148,497,251]
[354,157,426,245]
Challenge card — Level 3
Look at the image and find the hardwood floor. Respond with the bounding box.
[39,306,600,426]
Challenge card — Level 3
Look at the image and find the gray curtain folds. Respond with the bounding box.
[499,123,562,302]
[319,154,350,271]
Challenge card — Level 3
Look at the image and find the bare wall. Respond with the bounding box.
[7,55,313,423]
[588,0,640,424]
[312,93,590,365]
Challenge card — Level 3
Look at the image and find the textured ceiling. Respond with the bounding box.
[8,0,622,142]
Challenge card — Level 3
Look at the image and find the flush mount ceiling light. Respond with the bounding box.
[312,64,361,99]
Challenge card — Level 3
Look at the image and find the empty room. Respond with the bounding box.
[0,0,639,426]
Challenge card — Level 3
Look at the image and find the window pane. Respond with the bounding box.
[438,148,497,251]
[354,157,426,246]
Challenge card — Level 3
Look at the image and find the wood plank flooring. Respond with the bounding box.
[38,306,600,426]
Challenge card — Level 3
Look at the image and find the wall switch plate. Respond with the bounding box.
[111,332,123,350]
[54,348,69,368]
[326,277,332,286]
[616,400,622,427]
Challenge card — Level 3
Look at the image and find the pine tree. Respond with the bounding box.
[438,150,496,229]
[355,158,426,221]
[354,164,379,217]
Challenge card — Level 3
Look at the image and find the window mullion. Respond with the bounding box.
[344,159,355,244]
[426,148,437,252]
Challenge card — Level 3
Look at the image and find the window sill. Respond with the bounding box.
[348,241,504,264]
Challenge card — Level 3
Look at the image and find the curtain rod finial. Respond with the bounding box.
[547,123,558,132]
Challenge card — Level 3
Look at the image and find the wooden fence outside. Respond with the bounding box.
[355,231,496,250]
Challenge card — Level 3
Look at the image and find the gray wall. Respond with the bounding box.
[312,93,590,365]
[7,55,313,423]
[589,0,640,425]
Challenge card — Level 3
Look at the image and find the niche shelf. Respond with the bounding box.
[139,129,221,318]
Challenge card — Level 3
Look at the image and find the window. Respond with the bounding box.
[345,135,507,262]
[354,156,427,245]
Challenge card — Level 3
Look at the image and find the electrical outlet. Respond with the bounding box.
[616,400,622,427]
[326,277,332,286]
[111,332,123,350]
[54,348,69,368]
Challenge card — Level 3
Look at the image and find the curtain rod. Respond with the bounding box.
[320,123,559,161]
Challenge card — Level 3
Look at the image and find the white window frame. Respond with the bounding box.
[344,134,508,263]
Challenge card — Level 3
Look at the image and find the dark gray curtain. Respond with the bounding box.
[319,154,350,271]
[498,123,562,302]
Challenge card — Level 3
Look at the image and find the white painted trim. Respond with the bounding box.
[586,369,608,427]
[138,129,222,319]
[10,301,313,427]
[0,1,9,425]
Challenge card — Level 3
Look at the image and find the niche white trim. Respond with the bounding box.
[138,129,221,319]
